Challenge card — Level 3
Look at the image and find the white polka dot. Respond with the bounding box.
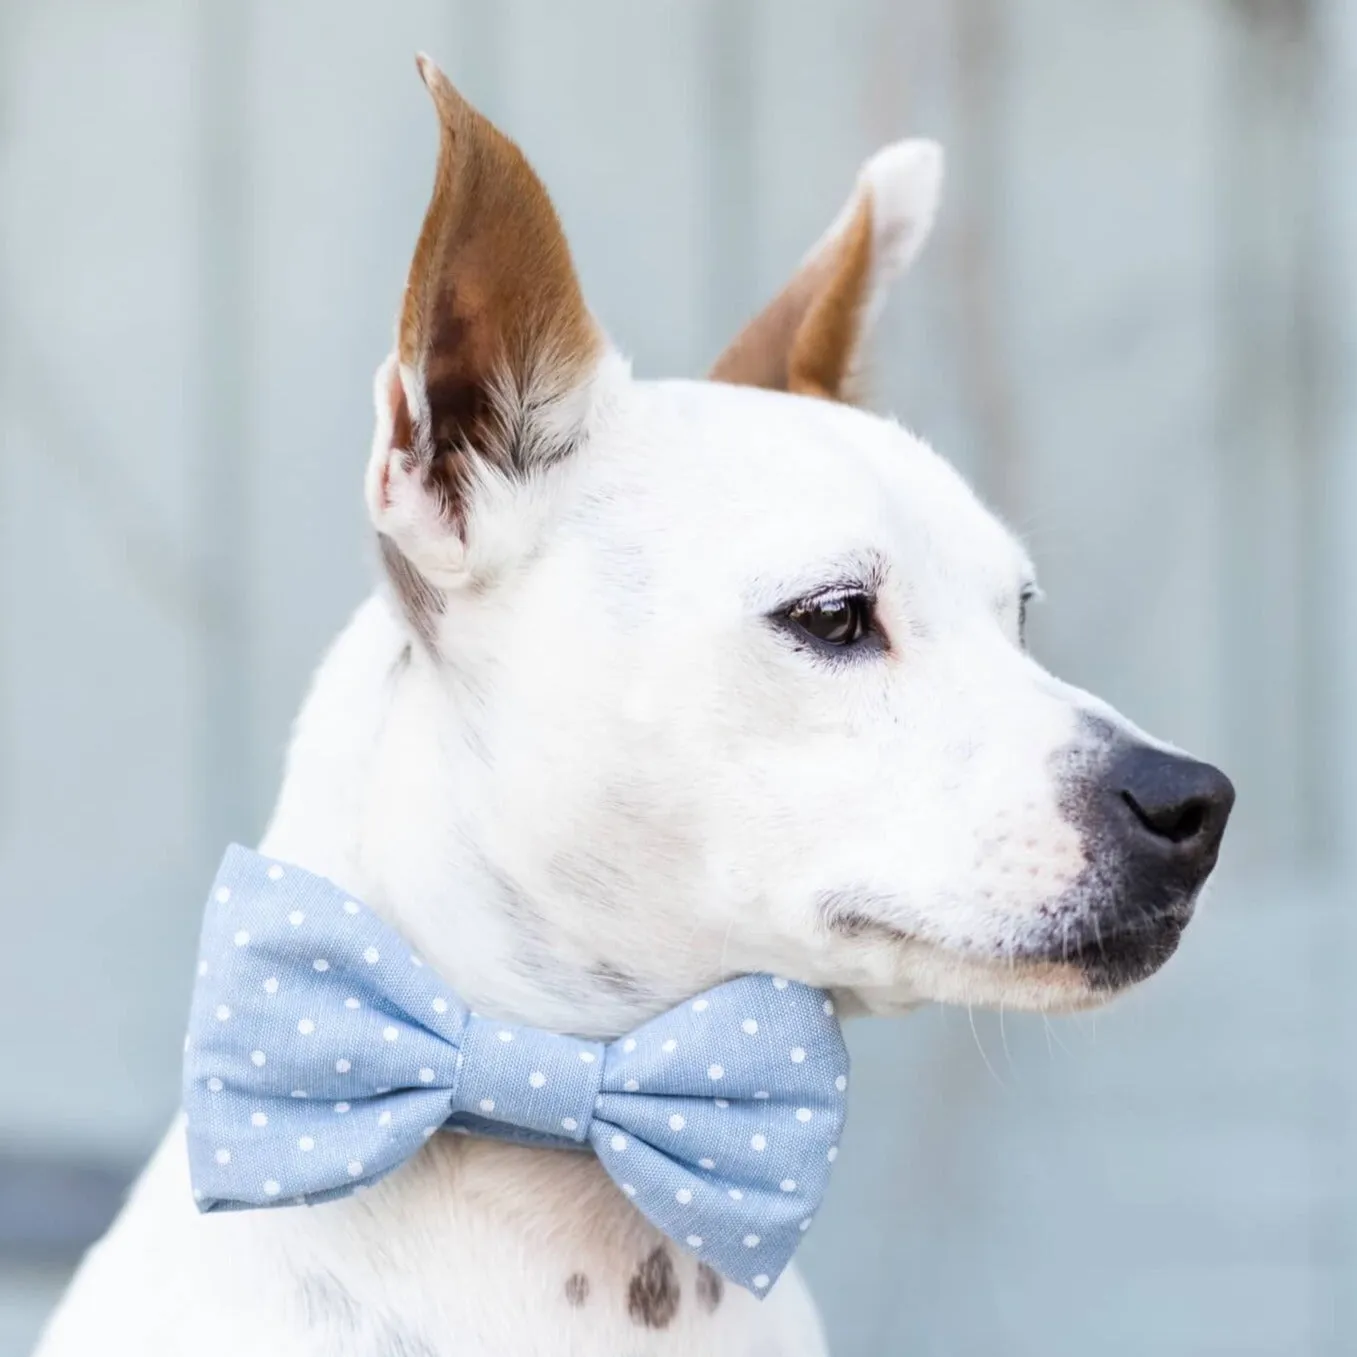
[431,997,448,1014]
[610,1134,628,1152]
[251,1112,268,1127]
[334,1102,350,1114]
[313,958,329,972]
[410,955,424,968]
[297,1018,315,1035]
[479,1098,495,1113]
[382,1026,399,1042]
[661,1038,678,1053]
[288,911,304,927]
[419,1068,436,1084]
[263,977,279,995]
[193,1188,204,1202]
[686,1234,703,1248]
[375,1086,390,1094]
[753,1274,770,1290]
[528,1071,546,1089]
[335,1058,351,1074]
[708,1064,724,1081]
[347,1160,363,1176]
[183,1034,191,1053]
[623,1078,640,1092]
[622,1037,637,1053]
[750,1133,767,1151]
[692,999,709,1013]
[796,1107,813,1122]
[743,1233,760,1248]
[207,1077,223,1093]
[250,1050,266,1068]
[497,1031,514,1042]
[263,1179,280,1196]
[214,1148,231,1165]
[197,960,208,977]
[754,1091,770,1100]
[835,1074,847,1092]
[699,1157,715,1170]
[343,900,360,915]
[422,1127,437,1138]
[266,864,284,881]
[344,997,361,1010]
[290,1089,309,1099]
[828,1146,839,1162]
[771,976,789,990]
[728,1188,743,1201]
[824,998,835,1015]
[298,1136,315,1152]
[715,1098,730,1109]
[622,1183,636,1197]
[742,1018,759,1035]
[363,947,380,965]
[561,1117,578,1132]
[790,1047,806,1063]
[377,1111,392,1127]
[215,1005,231,1022]
[214,887,231,904]
[780,1179,797,1192]
[800,1218,812,1232]
[579,1051,596,1064]
[675,1187,693,1204]
[234,930,251,947]
[669,1114,686,1131]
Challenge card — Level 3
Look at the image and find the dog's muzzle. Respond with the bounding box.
[1059,742,1235,990]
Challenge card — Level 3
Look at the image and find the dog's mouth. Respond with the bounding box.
[1023,894,1197,992]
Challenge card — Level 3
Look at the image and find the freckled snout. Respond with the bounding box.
[1066,744,1235,991]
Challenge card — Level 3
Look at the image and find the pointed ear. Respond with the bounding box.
[372,56,604,552]
[709,140,943,403]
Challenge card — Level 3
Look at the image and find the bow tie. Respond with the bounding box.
[183,846,849,1295]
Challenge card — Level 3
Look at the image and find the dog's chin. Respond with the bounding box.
[846,897,1198,1016]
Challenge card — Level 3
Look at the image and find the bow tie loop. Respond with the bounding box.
[183,846,850,1296]
[453,1015,603,1143]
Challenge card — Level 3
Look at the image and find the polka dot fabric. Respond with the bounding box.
[183,846,850,1296]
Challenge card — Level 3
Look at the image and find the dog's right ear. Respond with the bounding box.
[367,56,605,597]
[709,140,943,404]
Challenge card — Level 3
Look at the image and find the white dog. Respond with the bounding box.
[35,57,1233,1357]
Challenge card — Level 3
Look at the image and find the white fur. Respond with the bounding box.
[36,131,1206,1356]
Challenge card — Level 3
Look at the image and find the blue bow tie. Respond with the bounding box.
[183,846,850,1295]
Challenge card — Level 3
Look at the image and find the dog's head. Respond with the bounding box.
[359,59,1233,1029]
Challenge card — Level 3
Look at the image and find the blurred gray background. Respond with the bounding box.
[2,1,1354,1353]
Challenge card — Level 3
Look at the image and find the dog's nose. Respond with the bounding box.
[1110,745,1235,874]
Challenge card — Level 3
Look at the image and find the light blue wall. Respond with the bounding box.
[1,1,1350,1352]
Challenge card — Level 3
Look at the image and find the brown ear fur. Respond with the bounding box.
[398,57,601,484]
[709,192,876,404]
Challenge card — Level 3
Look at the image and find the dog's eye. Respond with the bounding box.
[783,591,876,649]
[1018,586,1038,647]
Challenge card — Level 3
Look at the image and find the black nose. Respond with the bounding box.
[1111,746,1235,872]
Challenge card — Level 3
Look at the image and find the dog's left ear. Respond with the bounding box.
[710,140,943,403]
[367,56,607,596]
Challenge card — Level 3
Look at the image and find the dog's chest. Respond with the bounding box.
[291,1137,829,1356]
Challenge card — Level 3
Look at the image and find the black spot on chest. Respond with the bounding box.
[696,1262,724,1313]
[627,1247,680,1329]
[564,1271,590,1307]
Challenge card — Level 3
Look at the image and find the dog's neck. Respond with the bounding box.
[257,591,732,1041]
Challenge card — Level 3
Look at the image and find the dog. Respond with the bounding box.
[34,56,1234,1357]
